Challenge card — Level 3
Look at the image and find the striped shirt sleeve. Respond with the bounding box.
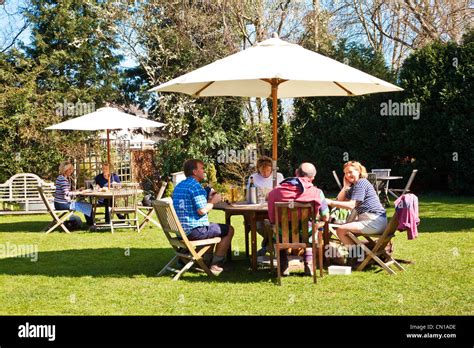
[191,185,207,210]
[54,175,71,203]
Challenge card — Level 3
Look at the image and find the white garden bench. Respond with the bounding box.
[0,173,55,215]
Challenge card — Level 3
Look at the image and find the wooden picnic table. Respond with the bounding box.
[214,201,268,272]
[72,188,143,229]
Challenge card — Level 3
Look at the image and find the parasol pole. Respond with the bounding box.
[261,77,287,187]
[107,129,111,189]
[271,79,278,188]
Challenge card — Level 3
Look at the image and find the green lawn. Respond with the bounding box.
[0,193,472,315]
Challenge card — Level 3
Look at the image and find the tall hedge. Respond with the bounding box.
[290,36,473,194]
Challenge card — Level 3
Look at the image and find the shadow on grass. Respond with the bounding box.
[0,220,48,233]
[0,247,274,283]
[418,217,474,233]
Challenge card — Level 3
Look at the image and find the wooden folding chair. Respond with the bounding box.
[137,181,167,230]
[346,214,406,275]
[153,198,221,280]
[37,185,74,234]
[265,202,323,285]
[109,183,140,233]
[389,169,418,199]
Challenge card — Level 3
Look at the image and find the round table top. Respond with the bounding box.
[71,188,143,198]
[375,176,403,180]
[214,201,268,212]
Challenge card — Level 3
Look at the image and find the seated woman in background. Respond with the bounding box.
[247,155,284,192]
[94,163,122,223]
[247,156,284,256]
[54,161,93,229]
[325,161,387,266]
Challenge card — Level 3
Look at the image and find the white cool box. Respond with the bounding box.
[328,265,352,275]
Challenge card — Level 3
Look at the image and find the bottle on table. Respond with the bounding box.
[249,176,257,204]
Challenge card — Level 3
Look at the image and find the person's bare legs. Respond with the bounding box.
[210,226,234,274]
[214,225,234,257]
[335,222,365,266]
[335,222,364,246]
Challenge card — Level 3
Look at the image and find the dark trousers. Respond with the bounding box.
[99,199,124,223]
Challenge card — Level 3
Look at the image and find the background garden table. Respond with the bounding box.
[375,176,403,207]
[214,201,268,271]
[72,189,143,229]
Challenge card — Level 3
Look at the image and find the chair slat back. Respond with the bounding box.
[10,174,48,199]
[403,169,418,194]
[112,183,139,210]
[156,181,168,200]
[371,169,391,178]
[332,170,343,190]
[300,208,310,242]
[274,202,315,244]
[37,185,55,213]
[291,209,299,243]
[153,198,187,240]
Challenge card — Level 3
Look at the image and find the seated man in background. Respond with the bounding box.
[172,159,234,275]
[94,163,122,223]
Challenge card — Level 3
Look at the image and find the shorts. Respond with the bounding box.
[187,223,230,240]
[348,212,387,235]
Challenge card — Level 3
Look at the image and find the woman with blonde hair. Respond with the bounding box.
[326,161,387,265]
[54,161,75,210]
[54,161,93,229]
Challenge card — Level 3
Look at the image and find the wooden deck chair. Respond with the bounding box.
[346,214,406,275]
[389,169,418,199]
[109,183,140,233]
[37,185,74,234]
[137,181,167,230]
[332,170,343,190]
[265,202,323,285]
[153,198,221,280]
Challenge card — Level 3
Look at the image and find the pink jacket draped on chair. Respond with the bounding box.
[394,193,420,239]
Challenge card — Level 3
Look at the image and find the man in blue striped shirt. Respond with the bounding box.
[173,159,234,274]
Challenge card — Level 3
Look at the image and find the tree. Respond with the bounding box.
[102,0,246,177]
[396,33,473,193]
[0,0,123,181]
[327,0,472,71]
[290,39,398,191]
